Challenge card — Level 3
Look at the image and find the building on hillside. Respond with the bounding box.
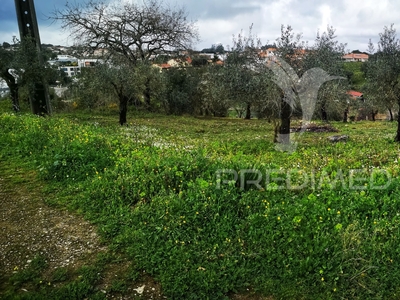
[59,66,80,77]
[343,53,369,62]
[152,63,172,72]
[49,55,103,77]
[345,90,390,120]
[258,48,277,60]
[259,47,310,62]
[79,59,101,68]
[346,90,365,120]
[0,79,10,97]
[92,48,109,57]
[347,90,364,100]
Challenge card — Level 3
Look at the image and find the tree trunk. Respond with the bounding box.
[278,98,291,144]
[343,107,348,123]
[371,110,376,121]
[245,103,251,119]
[2,69,20,112]
[321,106,328,122]
[395,102,400,142]
[388,108,394,121]
[30,82,51,116]
[9,81,19,112]
[119,95,129,125]
[144,78,151,109]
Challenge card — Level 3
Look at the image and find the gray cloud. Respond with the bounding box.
[0,0,398,51]
[179,0,260,20]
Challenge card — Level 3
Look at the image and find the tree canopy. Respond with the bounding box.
[364,24,400,139]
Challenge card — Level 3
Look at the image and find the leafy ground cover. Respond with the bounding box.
[1,103,400,299]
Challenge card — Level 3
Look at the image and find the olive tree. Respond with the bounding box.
[303,26,348,122]
[364,29,400,124]
[223,26,275,120]
[269,25,345,149]
[74,56,164,124]
[272,25,306,144]
[53,0,198,124]
[198,65,231,117]
[162,66,203,115]
[364,25,400,140]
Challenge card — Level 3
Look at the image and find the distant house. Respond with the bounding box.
[160,63,172,69]
[347,90,364,100]
[258,48,277,60]
[79,59,101,68]
[198,53,215,60]
[152,63,172,72]
[53,54,78,64]
[347,90,370,120]
[59,66,80,77]
[92,48,109,57]
[343,53,369,62]
[0,79,10,97]
[49,55,103,77]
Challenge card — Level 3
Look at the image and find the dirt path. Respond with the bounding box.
[0,180,105,274]
[0,162,164,299]
[0,165,106,288]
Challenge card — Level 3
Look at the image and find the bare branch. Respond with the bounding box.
[51,0,199,65]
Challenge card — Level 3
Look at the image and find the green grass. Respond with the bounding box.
[2,254,107,300]
[1,102,400,299]
[343,61,366,90]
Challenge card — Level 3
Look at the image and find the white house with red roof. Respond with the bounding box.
[343,53,369,62]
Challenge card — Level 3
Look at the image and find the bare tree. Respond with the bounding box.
[52,0,198,124]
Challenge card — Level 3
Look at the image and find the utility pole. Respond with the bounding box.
[14,0,51,115]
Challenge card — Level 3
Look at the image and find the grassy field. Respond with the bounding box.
[1,101,400,299]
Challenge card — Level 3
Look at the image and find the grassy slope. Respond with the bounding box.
[1,101,400,299]
[343,61,366,91]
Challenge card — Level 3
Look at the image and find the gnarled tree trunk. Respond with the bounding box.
[2,69,20,112]
[388,108,394,122]
[245,103,251,119]
[119,95,129,125]
[371,110,378,121]
[321,106,328,122]
[278,97,291,144]
[395,100,400,142]
[144,78,151,109]
[343,107,348,123]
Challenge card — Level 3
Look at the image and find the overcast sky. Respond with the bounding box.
[0,0,398,52]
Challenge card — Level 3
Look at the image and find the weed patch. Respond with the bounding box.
[1,110,400,299]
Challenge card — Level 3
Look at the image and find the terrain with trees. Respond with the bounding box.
[1,3,399,143]
[3,2,400,299]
